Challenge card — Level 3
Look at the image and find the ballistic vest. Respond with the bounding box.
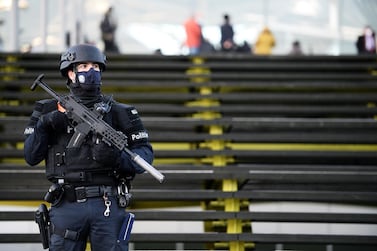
[34,96,131,185]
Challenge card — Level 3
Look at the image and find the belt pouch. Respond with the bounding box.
[63,185,76,202]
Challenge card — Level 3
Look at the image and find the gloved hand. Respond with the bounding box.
[39,110,68,133]
[92,140,121,166]
[118,151,136,179]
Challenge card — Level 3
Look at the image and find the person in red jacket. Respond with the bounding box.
[184,15,202,55]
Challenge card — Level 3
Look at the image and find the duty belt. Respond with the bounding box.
[66,185,117,203]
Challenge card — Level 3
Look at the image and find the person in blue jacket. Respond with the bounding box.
[24,44,153,251]
[220,14,235,51]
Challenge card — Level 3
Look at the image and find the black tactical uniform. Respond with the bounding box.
[24,44,153,251]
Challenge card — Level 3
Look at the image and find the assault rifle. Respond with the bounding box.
[31,74,165,183]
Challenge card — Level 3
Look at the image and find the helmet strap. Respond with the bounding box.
[68,64,80,88]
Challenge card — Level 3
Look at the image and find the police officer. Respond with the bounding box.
[24,44,153,251]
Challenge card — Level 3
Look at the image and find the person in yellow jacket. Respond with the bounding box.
[254,26,276,55]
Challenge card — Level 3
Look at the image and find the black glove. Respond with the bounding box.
[118,151,136,179]
[92,140,121,166]
[39,110,68,133]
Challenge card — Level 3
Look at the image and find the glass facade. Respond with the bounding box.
[0,0,376,55]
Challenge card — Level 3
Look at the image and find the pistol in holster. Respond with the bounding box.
[35,203,50,249]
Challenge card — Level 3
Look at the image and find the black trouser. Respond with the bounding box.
[49,195,129,251]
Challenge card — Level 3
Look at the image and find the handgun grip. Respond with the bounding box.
[35,203,50,249]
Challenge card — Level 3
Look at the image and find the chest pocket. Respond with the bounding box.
[46,108,116,181]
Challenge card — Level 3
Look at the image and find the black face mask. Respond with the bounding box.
[70,68,102,106]
[76,68,102,87]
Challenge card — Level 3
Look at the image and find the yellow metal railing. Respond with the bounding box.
[184,56,252,251]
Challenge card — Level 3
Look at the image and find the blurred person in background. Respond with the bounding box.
[289,40,304,55]
[254,26,276,55]
[184,14,202,55]
[100,7,119,53]
[220,14,235,52]
[356,25,376,54]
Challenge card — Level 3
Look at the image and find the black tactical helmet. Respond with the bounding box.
[59,44,106,77]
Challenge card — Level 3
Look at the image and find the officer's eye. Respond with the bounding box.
[76,63,100,72]
[92,64,100,70]
[76,64,88,71]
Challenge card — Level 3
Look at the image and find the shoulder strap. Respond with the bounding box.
[94,95,114,116]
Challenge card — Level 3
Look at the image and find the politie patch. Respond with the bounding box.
[131,131,149,141]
